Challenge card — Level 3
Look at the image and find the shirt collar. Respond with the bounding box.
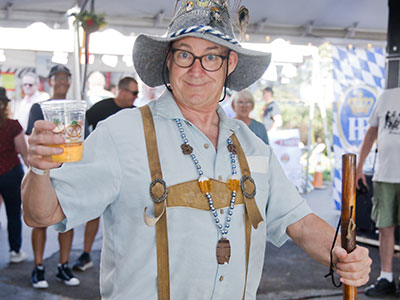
[152,90,240,132]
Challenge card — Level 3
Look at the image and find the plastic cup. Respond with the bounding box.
[40,100,87,163]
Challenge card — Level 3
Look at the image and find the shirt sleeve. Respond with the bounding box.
[52,123,122,232]
[368,97,380,127]
[11,119,23,137]
[265,151,312,247]
[271,102,281,117]
[26,103,44,135]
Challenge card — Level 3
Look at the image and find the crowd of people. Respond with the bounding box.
[1,0,391,298]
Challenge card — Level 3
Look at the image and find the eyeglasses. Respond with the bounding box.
[23,83,34,87]
[237,101,252,107]
[170,48,229,72]
[123,88,139,97]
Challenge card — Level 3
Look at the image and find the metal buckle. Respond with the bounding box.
[149,178,168,203]
[240,175,256,198]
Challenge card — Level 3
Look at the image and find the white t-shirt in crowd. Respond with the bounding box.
[369,87,400,183]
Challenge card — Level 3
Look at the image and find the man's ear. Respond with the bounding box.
[227,51,239,76]
[48,78,53,88]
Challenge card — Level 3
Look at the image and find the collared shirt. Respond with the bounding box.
[14,91,43,132]
[52,91,311,300]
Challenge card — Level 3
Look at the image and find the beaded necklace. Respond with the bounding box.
[175,118,240,264]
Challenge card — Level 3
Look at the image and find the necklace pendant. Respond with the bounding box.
[216,237,231,264]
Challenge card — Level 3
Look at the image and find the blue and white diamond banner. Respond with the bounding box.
[332,46,385,209]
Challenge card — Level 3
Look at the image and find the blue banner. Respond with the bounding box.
[332,47,385,209]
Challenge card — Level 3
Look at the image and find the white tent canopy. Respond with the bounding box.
[0,0,389,47]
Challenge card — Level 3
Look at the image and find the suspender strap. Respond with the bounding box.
[140,106,170,300]
[231,133,264,300]
[231,134,264,229]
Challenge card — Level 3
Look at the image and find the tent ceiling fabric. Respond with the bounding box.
[0,0,388,45]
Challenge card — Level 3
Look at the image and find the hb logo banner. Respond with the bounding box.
[332,47,385,209]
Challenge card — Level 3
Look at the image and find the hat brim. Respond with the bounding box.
[132,33,271,91]
[0,96,10,102]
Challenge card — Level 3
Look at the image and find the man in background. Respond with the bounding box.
[73,76,139,272]
[14,73,43,133]
[26,64,80,289]
[356,87,400,297]
[261,87,282,132]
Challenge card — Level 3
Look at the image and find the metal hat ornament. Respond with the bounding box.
[132,0,271,91]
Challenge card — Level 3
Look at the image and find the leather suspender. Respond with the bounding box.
[231,134,264,299]
[140,106,170,300]
[139,105,264,300]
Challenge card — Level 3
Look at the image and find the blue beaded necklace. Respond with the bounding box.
[175,118,240,264]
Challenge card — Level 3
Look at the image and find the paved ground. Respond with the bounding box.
[0,183,398,299]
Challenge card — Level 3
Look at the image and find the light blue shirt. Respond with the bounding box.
[51,91,311,300]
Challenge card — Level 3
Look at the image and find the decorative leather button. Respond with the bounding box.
[240,175,256,198]
[149,179,167,203]
[219,275,224,281]
[204,143,210,149]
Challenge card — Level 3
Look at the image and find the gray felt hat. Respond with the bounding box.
[132,0,271,91]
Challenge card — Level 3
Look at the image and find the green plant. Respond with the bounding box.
[75,11,106,33]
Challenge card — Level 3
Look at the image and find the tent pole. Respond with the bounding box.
[72,15,82,100]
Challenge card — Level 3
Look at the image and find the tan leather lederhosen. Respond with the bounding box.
[139,105,264,300]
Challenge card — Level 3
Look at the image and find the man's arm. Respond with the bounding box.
[270,114,282,131]
[356,126,377,189]
[22,120,66,227]
[287,213,371,287]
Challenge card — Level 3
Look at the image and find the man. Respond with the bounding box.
[25,64,80,289]
[72,76,138,272]
[356,87,400,297]
[232,89,269,144]
[22,2,370,299]
[14,73,43,132]
[261,87,282,132]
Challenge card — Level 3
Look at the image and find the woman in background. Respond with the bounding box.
[0,87,29,263]
[232,89,269,145]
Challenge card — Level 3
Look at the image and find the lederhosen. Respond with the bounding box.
[140,106,264,300]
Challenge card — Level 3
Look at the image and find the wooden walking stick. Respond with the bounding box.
[341,153,357,300]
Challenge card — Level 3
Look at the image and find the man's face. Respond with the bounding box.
[233,97,253,119]
[22,75,38,96]
[263,91,273,102]
[120,81,139,107]
[49,72,71,99]
[167,37,238,110]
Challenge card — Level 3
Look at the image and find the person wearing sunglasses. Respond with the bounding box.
[14,73,42,133]
[25,64,80,289]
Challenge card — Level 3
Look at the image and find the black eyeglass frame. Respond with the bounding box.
[123,88,139,97]
[170,48,230,72]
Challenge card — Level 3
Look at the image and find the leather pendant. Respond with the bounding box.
[216,238,231,264]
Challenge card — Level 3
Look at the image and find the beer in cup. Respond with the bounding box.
[40,100,87,163]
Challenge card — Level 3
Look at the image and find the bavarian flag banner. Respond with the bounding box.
[332,46,385,209]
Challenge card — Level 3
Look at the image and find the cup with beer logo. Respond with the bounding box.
[40,100,87,163]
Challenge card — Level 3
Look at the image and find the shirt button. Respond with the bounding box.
[204,143,209,149]
[219,275,224,281]
[220,209,224,214]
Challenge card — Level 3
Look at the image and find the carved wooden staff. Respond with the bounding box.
[341,153,357,300]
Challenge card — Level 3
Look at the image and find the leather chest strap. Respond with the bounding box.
[231,133,264,300]
[139,105,170,300]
